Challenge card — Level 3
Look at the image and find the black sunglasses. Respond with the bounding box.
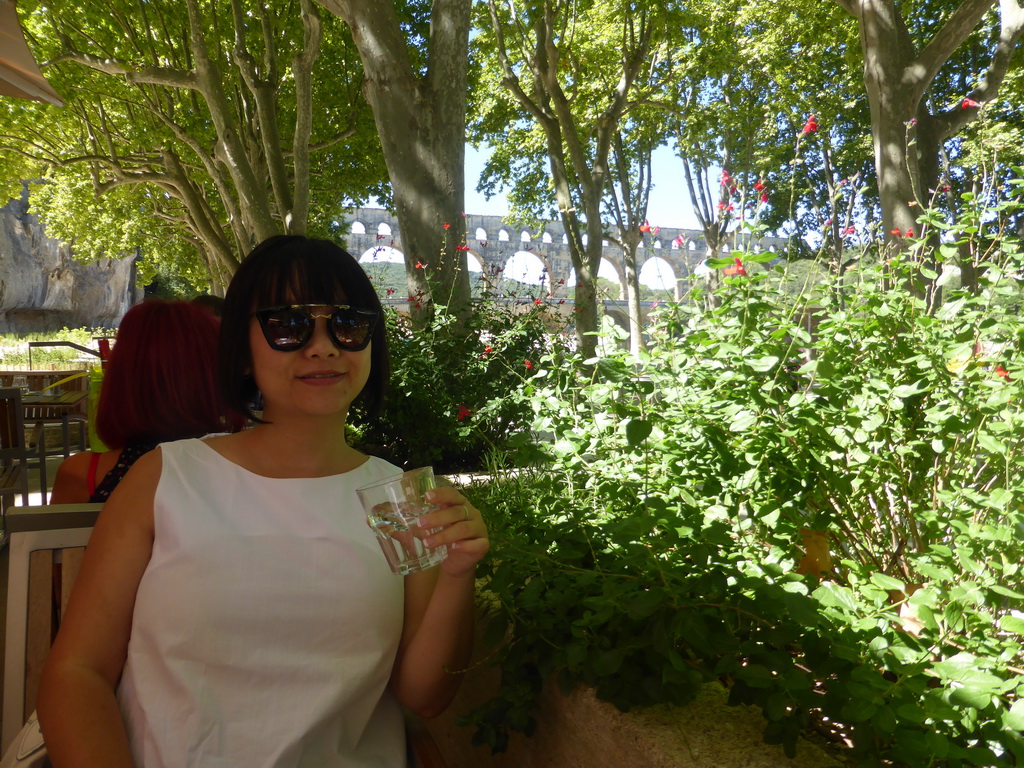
[252,304,379,352]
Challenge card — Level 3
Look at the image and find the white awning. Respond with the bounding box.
[0,0,63,107]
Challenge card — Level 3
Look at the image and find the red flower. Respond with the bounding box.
[639,221,651,233]
[996,365,1011,381]
[558,299,565,305]
[890,228,902,237]
[723,257,746,277]
[457,405,472,421]
[961,98,981,110]
[533,298,543,305]
[386,287,395,296]
[801,115,819,135]
[844,226,856,236]
[754,179,765,191]
[941,185,951,193]
[376,233,385,240]
[720,170,732,186]
[456,244,470,251]
[760,193,769,203]
[442,222,451,229]
[483,345,493,354]
[652,226,660,235]
[415,261,425,269]
[524,359,534,370]
[905,228,914,238]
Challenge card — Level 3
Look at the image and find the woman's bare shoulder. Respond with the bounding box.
[49,451,98,504]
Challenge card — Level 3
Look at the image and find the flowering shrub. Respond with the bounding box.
[349,299,568,473]
[461,176,1024,765]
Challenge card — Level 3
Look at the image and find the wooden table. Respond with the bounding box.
[21,390,89,497]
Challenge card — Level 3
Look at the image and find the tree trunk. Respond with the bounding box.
[839,0,1024,274]
[317,0,472,325]
[858,1,921,243]
[623,236,644,356]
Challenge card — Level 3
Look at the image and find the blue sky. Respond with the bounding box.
[465,144,702,231]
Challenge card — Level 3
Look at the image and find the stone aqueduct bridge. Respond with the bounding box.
[342,207,790,301]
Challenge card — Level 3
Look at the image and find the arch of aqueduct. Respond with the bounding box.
[342,207,790,301]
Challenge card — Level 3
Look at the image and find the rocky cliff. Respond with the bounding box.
[0,184,140,334]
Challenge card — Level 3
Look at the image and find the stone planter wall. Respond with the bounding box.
[423,620,845,768]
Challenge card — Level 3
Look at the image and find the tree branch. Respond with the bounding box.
[833,0,860,17]
[290,0,323,233]
[931,0,1024,141]
[913,0,996,92]
[49,49,198,90]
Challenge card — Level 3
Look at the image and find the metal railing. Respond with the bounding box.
[26,340,109,369]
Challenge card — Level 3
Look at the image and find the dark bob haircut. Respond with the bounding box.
[219,235,389,421]
[97,299,246,447]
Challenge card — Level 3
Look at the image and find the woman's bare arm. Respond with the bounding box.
[389,486,489,718]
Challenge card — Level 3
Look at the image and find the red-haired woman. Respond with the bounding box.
[49,299,246,503]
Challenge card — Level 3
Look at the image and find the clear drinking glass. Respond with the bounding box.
[357,466,448,575]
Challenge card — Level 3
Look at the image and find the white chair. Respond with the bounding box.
[1,503,102,753]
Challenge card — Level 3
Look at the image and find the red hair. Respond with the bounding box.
[96,299,245,448]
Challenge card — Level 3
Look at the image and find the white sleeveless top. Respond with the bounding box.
[117,438,407,768]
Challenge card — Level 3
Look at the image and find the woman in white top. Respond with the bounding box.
[38,235,489,768]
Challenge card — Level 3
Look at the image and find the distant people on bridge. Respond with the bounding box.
[49,299,245,503]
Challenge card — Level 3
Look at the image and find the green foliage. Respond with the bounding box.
[0,327,108,368]
[2,0,386,283]
[349,300,570,474]
[461,180,1024,765]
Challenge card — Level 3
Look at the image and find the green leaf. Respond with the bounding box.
[891,381,926,398]
[977,433,1007,455]
[1005,700,1024,730]
[998,614,1024,634]
[841,698,878,722]
[625,418,653,447]
[991,585,1024,600]
[596,358,629,383]
[736,663,773,688]
[748,356,780,372]
[729,410,758,432]
[870,573,906,591]
[813,582,859,613]
[949,685,992,710]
